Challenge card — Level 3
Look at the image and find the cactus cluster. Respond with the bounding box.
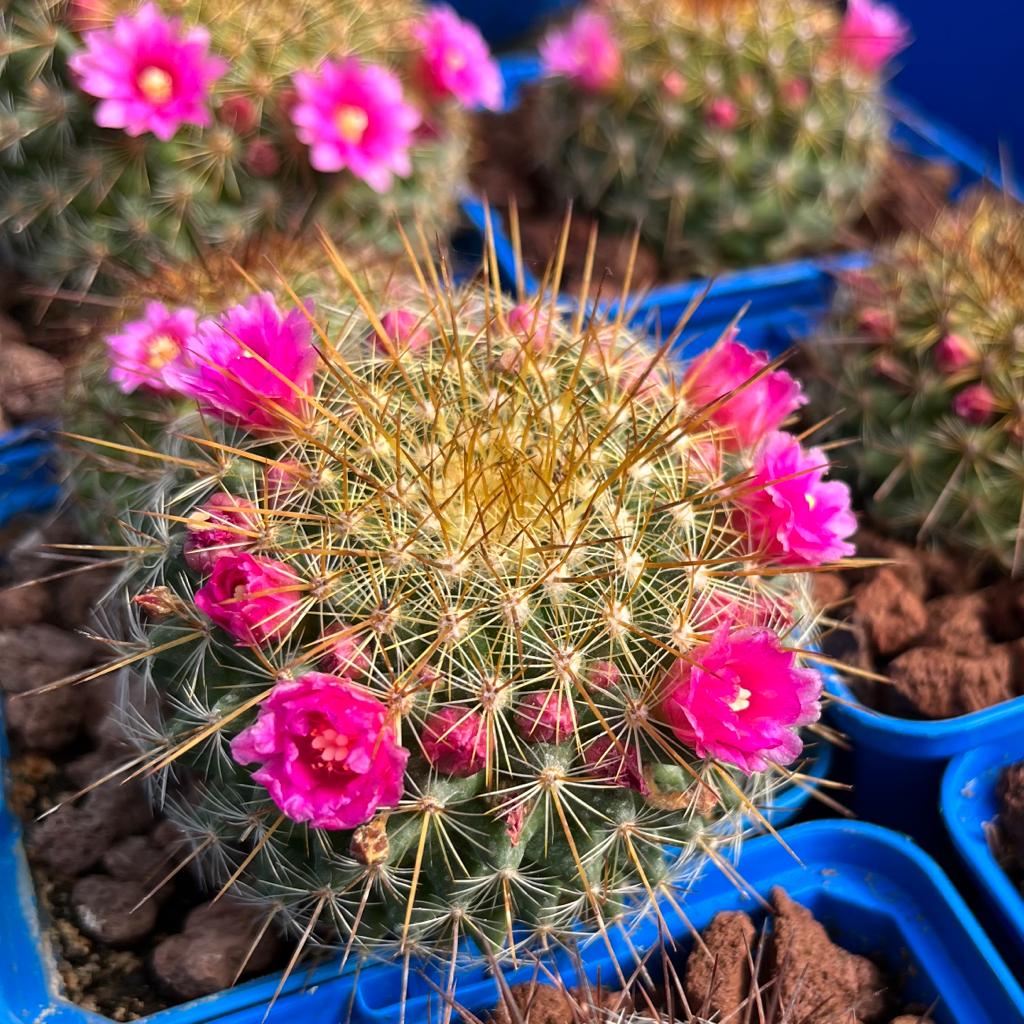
[812,192,1024,573]
[531,0,906,274]
[91,243,853,971]
[0,0,486,295]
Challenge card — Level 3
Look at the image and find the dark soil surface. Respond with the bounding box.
[470,93,957,302]
[488,888,934,1023]
[816,530,1024,719]
[1,521,282,1019]
[996,760,1024,887]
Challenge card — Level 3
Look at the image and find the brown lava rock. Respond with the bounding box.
[888,645,1015,719]
[683,910,756,1018]
[768,889,886,1024]
[72,875,159,946]
[0,339,65,421]
[854,568,927,657]
[0,579,51,628]
[997,761,1024,875]
[151,899,282,1002]
[922,593,990,657]
[489,983,631,1024]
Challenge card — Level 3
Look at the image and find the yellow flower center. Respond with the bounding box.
[335,104,369,144]
[311,726,350,764]
[137,66,174,104]
[146,334,180,369]
[728,687,751,713]
[444,49,466,72]
[805,492,817,511]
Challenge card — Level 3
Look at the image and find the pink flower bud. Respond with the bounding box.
[507,302,554,354]
[219,95,258,134]
[373,309,431,355]
[132,586,188,620]
[245,139,281,177]
[837,0,910,74]
[857,307,896,340]
[952,383,996,424]
[705,97,739,130]
[540,10,621,93]
[514,691,576,744]
[583,736,648,794]
[183,493,259,575]
[933,334,976,373]
[319,628,372,679]
[780,78,809,108]
[587,661,620,690]
[422,706,487,776]
[661,70,686,98]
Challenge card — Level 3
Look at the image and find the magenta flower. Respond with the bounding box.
[69,3,226,140]
[372,309,431,355]
[413,6,502,111]
[934,334,977,373]
[587,661,620,691]
[194,552,304,645]
[540,10,621,93]
[319,627,372,679]
[183,493,259,575]
[837,0,910,73]
[738,431,856,567]
[169,292,317,430]
[508,302,555,354]
[661,627,822,774]
[290,58,420,190]
[705,97,739,130]
[422,706,487,776]
[583,736,648,794]
[106,301,196,394]
[683,336,806,450]
[231,673,408,830]
[515,691,576,744]
[953,382,996,424]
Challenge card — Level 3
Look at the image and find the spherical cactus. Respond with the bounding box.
[810,192,1024,573]
[0,0,497,295]
[103,251,854,968]
[531,0,907,273]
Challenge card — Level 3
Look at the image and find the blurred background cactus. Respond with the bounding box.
[809,191,1024,574]
[0,0,495,299]
[530,0,907,274]
[83,242,853,970]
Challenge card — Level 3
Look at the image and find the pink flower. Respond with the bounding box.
[290,58,420,191]
[422,706,487,776]
[583,736,648,794]
[413,6,502,111]
[934,333,976,373]
[837,0,910,73]
[194,552,304,645]
[661,627,822,774]
[231,673,408,830]
[69,3,226,141]
[738,431,856,567]
[106,301,196,394]
[372,309,431,355]
[705,97,739,130]
[683,336,805,450]
[319,628,372,679]
[857,307,897,339]
[508,303,555,354]
[183,493,259,575]
[540,10,621,93]
[953,382,996,424]
[515,691,576,744]
[169,292,317,430]
[587,661,620,690]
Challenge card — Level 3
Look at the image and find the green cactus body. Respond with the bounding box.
[95,260,833,970]
[813,193,1024,571]
[533,0,890,274]
[0,0,468,294]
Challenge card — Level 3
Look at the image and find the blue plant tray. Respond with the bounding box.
[0,425,59,537]
[943,737,1024,978]
[430,0,578,48]
[461,55,1011,356]
[351,821,1024,1024]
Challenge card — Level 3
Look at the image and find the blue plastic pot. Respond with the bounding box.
[942,737,1024,978]
[0,425,59,536]
[430,1,578,48]
[350,821,1024,1024]
[463,55,1009,355]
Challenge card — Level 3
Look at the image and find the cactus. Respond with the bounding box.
[0,0,490,296]
[810,192,1024,574]
[531,0,906,274]
[88,243,852,974]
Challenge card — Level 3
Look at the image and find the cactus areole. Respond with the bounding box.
[103,247,853,965]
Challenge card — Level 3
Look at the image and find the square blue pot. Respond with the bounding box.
[942,738,1024,979]
[460,55,1010,357]
[429,1,578,48]
[350,821,1024,1024]
[0,426,59,537]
